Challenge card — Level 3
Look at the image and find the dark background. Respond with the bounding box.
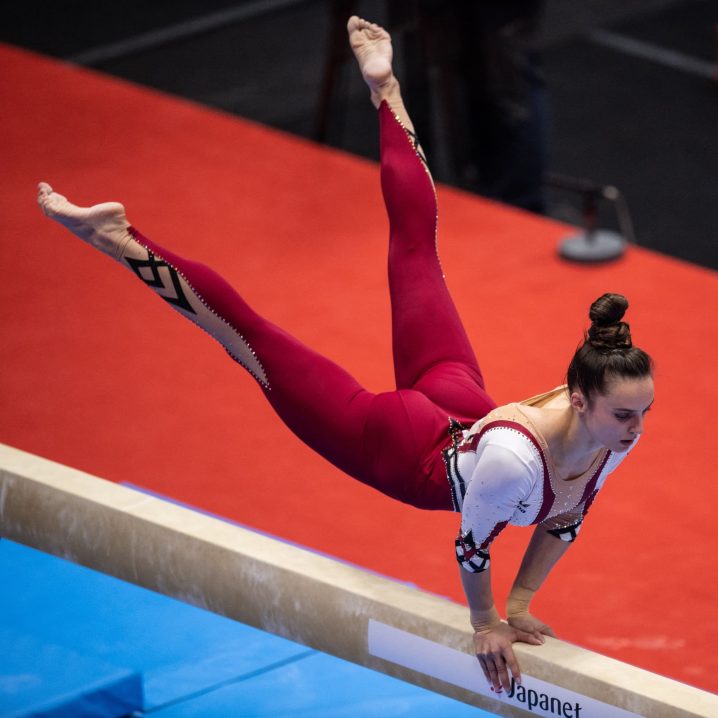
[3,0,716,268]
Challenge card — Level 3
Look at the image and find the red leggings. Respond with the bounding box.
[126,102,496,510]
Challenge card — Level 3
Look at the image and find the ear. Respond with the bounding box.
[570,390,588,414]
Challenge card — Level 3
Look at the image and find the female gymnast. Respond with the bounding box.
[37,16,654,696]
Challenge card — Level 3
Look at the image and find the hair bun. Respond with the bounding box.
[589,293,628,326]
[587,293,632,350]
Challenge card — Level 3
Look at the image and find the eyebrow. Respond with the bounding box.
[613,399,655,412]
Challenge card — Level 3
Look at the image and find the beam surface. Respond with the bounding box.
[0,443,714,718]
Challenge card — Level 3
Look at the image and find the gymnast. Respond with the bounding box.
[37,16,654,696]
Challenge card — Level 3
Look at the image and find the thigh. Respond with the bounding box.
[362,389,459,510]
[412,361,497,427]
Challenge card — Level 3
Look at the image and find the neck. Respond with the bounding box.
[553,406,601,466]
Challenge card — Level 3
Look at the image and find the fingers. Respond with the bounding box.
[477,654,498,691]
[477,652,503,692]
[473,624,534,693]
[474,621,554,693]
[477,649,519,693]
[515,628,545,645]
[503,649,521,690]
[507,613,556,642]
[476,654,491,684]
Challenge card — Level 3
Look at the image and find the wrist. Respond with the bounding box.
[470,606,501,633]
[506,585,536,618]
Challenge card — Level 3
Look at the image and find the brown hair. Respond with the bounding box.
[567,293,653,400]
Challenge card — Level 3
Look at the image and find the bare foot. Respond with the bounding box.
[347,16,397,108]
[37,182,131,258]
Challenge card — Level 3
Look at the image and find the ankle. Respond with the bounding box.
[370,75,400,108]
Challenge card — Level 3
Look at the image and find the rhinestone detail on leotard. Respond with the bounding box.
[386,105,444,276]
[125,230,270,389]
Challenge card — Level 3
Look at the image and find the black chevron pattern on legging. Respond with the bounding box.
[125,250,196,314]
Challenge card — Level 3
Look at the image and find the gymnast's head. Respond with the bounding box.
[567,293,654,452]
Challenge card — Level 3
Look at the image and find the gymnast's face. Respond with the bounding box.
[574,375,654,453]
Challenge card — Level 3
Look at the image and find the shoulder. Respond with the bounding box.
[469,426,545,489]
[472,420,544,467]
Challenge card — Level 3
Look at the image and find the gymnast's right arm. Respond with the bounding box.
[456,443,545,693]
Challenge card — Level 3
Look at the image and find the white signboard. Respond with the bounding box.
[368,620,643,718]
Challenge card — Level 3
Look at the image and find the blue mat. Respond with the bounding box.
[150,650,483,718]
[0,540,494,716]
[0,629,142,718]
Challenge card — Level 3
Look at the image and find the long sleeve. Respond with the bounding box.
[456,436,539,572]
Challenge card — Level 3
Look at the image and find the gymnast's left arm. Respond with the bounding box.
[505,525,573,637]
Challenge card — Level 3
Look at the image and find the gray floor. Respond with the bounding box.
[3,0,716,268]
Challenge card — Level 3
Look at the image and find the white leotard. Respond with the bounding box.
[444,387,637,572]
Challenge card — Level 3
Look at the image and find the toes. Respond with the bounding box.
[347,15,385,39]
[37,181,53,198]
[37,183,57,213]
[347,15,365,34]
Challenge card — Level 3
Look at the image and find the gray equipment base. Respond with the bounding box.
[559,230,627,263]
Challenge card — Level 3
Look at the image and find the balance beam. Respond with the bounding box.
[0,443,714,718]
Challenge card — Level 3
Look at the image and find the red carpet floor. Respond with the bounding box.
[1,44,717,693]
